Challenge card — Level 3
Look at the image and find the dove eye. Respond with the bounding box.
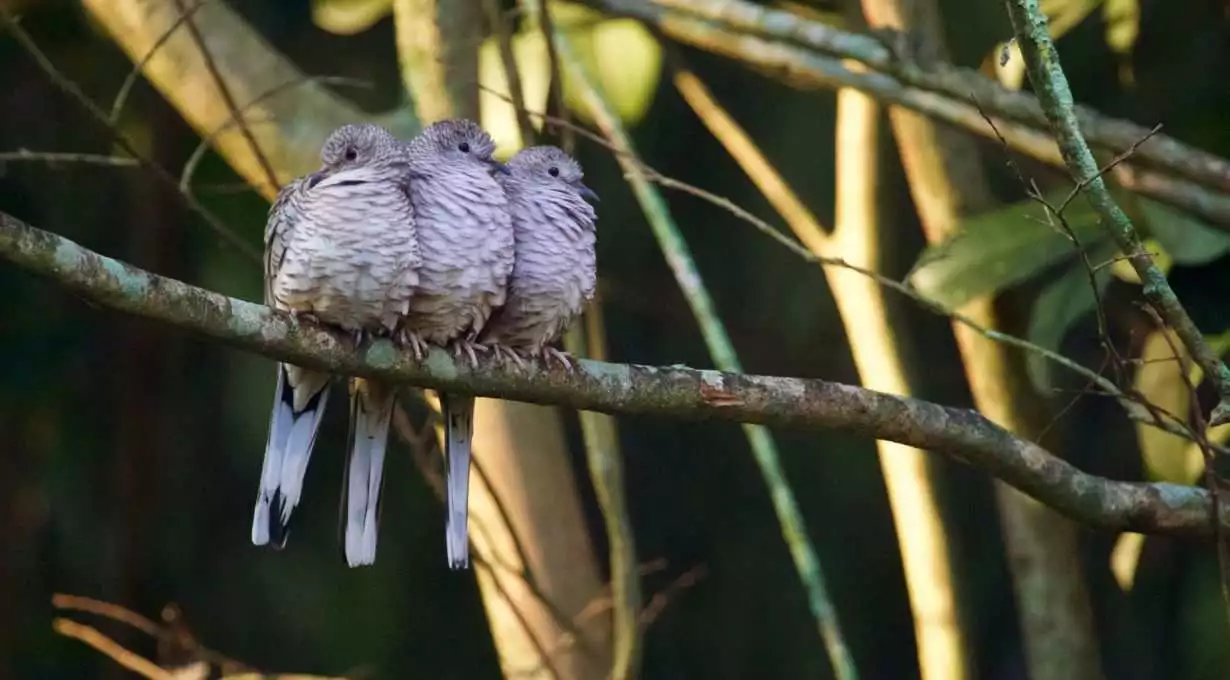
[458,142,471,153]
[343,147,358,161]
[547,166,560,177]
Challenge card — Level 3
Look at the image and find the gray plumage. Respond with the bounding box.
[480,146,599,368]
[398,118,514,570]
[255,123,419,569]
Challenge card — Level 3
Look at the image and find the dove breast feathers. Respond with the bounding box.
[401,158,515,345]
[265,164,421,333]
[482,177,597,352]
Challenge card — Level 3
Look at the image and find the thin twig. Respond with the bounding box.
[0,150,138,167]
[52,594,161,637]
[170,0,281,191]
[1003,0,1230,426]
[535,0,574,154]
[476,85,1209,447]
[107,0,217,125]
[486,0,537,145]
[53,618,173,680]
[0,11,259,261]
[179,75,373,195]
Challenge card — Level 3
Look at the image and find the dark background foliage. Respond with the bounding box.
[3,0,1230,678]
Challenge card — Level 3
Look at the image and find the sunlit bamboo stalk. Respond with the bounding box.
[564,301,643,680]
[395,3,612,677]
[673,62,968,680]
[859,1,1103,678]
[531,5,858,677]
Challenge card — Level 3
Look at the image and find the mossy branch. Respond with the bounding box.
[1002,0,1230,427]
[2,210,1227,538]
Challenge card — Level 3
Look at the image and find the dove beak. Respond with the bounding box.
[490,160,512,175]
[305,169,327,190]
[577,183,600,203]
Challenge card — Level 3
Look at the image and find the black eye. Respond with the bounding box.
[548,166,560,177]
[458,142,471,153]
[344,147,358,161]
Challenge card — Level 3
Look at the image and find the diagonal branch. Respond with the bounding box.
[587,0,1230,229]
[1002,0,1230,427]
[622,0,1230,194]
[3,211,1227,541]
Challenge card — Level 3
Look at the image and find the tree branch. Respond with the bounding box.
[623,0,1230,194]
[1002,0,1230,427]
[587,0,1230,229]
[3,210,1228,538]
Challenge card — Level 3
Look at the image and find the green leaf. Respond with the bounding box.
[1026,240,1117,393]
[310,0,392,35]
[1139,198,1230,266]
[552,2,663,127]
[907,190,1106,310]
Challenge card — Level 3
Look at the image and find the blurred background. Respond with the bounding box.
[2,0,1230,678]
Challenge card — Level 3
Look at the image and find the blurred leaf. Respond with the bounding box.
[1134,329,1203,483]
[907,190,1105,310]
[478,30,553,158]
[552,2,663,126]
[1103,0,1140,85]
[1140,198,1230,266]
[1026,239,1117,392]
[1041,0,1104,39]
[310,0,392,35]
[1110,532,1145,591]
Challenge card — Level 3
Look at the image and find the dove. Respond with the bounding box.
[398,119,514,570]
[480,146,599,370]
[255,123,420,569]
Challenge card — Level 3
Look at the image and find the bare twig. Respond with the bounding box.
[475,87,1211,448]
[107,0,216,125]
[486,0,537,144]
[178,75,373,195]
[170,0,280,190]
[535,0,574,153]
[1003,0,1230,428]
[1,11,259,261]
[0,150,138,167]
[53,618,174,680]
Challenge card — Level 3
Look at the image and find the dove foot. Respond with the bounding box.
[451,338,489,370]
[290,309,323,326]
[492,344,528,370]
[396,329,430,361]
[540,346,576,371]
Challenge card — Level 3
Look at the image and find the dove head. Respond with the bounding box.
[318,123,397,171]
[404,118,508,175]
[507,146,599,204]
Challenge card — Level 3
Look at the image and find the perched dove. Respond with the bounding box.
[255,123,420,569]
[480,146,599,369]
[398,119,514,570]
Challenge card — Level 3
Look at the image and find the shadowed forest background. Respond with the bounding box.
[3,0,1230,678]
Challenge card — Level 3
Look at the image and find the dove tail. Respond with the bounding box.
[341,379,395,567]
[253,363,331,548]
[442,392,475,570]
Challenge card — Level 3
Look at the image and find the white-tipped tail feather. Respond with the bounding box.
[442,392,474,569]
[253,363,331,547]
[342,379,395,567]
